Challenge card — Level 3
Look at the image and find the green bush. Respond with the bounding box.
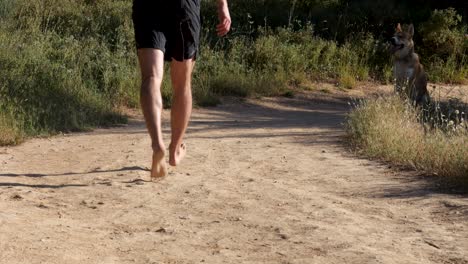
[419,8,468,83]
[420,8,464,57]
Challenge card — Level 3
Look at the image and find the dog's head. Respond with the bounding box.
[390,23,414,58]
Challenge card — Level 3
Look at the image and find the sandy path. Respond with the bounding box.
[0,92,467,264]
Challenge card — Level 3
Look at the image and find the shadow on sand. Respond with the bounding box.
[0,166,149,178]
[1,93,466,198]
[0,183,88,188]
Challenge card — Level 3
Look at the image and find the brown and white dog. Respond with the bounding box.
[390,23,430,106]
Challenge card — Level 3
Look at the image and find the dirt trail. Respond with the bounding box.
[0,91,467,264]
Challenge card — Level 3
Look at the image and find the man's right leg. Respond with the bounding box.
[137,48,167,178]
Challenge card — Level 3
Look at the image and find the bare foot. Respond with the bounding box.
[169,143,186,166]
[151,150,167,179]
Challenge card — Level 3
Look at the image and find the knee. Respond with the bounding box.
[171,78,190,91]
[141,75,163,94]
[142,74,163,87]
[140,76,164,107]
[173,86,192,99]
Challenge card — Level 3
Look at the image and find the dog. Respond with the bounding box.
[390,23,430,106]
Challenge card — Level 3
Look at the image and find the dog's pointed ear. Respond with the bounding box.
[408,24,414,37]
[396,23,402,32]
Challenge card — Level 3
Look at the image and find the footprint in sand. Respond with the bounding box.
[80,200,103,209]
[11,194,23,200]
[123,178,149,187]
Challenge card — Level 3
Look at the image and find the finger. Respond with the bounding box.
[216,29,225,36]
[219,20,231,33]
[217,20,229,29]
[216,24,228,34]
[216,19,231,36]
[217,29,227,36]
[216,25,229,36]
[224,21,231,32]
[216,28,225,36]
[222,21,229,31]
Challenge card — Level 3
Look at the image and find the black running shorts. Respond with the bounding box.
[132,0,201,62]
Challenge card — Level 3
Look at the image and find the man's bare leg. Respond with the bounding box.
[169,59,195,166]
[137,49,167,178]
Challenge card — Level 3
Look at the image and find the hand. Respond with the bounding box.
[216,2,231,37]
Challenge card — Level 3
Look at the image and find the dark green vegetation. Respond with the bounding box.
[0,0,136,144]
[0,0,467,145]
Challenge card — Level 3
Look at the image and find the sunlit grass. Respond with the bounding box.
[346,96,468,186]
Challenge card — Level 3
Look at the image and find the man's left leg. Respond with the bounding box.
[169,59,195,166]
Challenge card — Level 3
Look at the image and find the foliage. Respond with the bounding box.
[420,8,464,56]
[0,0,466,145]
[0,0,133,142]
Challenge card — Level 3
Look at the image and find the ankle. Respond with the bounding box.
[169,142,181,152]
[152,143,166,154]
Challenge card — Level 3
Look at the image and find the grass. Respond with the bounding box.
[0,1,466,146]
[0,0,135,144]
[0,112,22,145]
[346,96,468,187]
[338,70,358,89]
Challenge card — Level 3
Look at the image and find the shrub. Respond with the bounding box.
[419,8,468,83]
[420,8,464,57]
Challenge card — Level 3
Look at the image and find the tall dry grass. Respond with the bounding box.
[0,112,22,145]
[346,96,468,186]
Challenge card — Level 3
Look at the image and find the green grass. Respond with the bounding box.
[338,70,358,89]
[346,96,468,187]
[0,1,466,146]
[0,111,22,145]
[0,0,134,143]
